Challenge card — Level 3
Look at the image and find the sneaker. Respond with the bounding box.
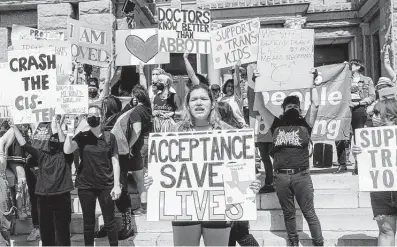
[132,207,146,216]
[259,184,275,194]
[95,226,107,238]
[26,228,40,242]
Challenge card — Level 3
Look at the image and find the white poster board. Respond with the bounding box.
[8,48,57,124]
[0,63,11,118]
[210,18,260,69]
[147,129,257,221]
[11,24,65,41]
[157,7,211,54]
[255,28,314,92]
[356,126,397,191]
[115,29,170,66]
[55,85,88,115]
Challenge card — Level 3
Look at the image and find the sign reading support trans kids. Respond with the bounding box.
[147,129,257,221]
[157,7,211,54]
[356,126,397,191]
[8,48,57,124]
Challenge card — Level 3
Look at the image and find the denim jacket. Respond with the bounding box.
[351,74,375,106]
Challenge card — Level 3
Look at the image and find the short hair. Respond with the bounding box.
[132,85,151,109]
[282,95,300,110]
[350,59,365,73]
[102,95,122,119]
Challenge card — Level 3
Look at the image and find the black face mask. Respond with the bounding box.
[282,108,301,125]
[48,141,60,153]
[87,116,101,128]
[89,90,98,99]
[156,83,165,92]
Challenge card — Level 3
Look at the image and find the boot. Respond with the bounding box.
[313,240,324,246]
[352,164,358,176]
[1,231,10,246]
[288,240,299,246]
[118,209,134,240]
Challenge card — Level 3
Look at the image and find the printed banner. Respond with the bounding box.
[55,85,88,115]
[67,18,112,67]
[253,63,351,141]
[255,28,314,92]
[157,7,211,54]
[210,19,260,69]
[8,48,57,124]
[356,126,397,191]
[11,24,65,41]
[12,39,72,85]
[147,129,257,221]
[115,29,170,66]
[0,63,11,118]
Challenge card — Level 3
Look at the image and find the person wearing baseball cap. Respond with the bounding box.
[88,78,100,101]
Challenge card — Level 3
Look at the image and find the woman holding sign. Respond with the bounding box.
[144,84,261,246]
[64,105,121,246]
[352,99,397,246]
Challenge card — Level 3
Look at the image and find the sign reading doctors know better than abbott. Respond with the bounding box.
[157,7,211,54]
[68,18,112,67]
[356,126,397,192]
[8,48,57,124]
[147,129,257,221]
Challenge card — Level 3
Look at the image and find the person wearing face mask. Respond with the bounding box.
[334,60,375,175]
[152,74,182,132]
[254,69,323,246]
[11,117,73,246]
[352,99,397,246]
[64,105,121,246]
[144,84,261,246]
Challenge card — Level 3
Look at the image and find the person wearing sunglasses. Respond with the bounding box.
[64,105,121,246]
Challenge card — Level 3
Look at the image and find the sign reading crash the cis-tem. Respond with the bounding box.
[157,7,211,54]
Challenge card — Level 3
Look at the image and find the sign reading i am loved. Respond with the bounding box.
[147,129,257,222]
[115,29,170,66]
[210,18,260,69]
[8,47,57,124]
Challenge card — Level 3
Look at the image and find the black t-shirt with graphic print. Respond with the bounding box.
[270,117,312,170]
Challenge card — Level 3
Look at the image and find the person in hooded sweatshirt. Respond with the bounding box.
[12,117,74,246]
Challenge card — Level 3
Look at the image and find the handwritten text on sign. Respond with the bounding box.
[56,85,88,115]
[210,19,260,69]
[8,48,57,124]
[158,8,211,54]
[356,126,397,191]
[11,24,65,41]
[147,129,257,221]
[255,28,314,92]
[68,19,112,67]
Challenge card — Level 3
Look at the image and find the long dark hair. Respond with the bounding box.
[222,79,234,95]
[102,95,122,120]
[132,85,151,109]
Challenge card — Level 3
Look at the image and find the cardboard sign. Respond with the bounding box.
[379,87,397,100]
[115,29,170,66]
[157,7,211,54]
[12,40,72,85]
[0,63,11,118]
[11,24,64,41]
[147,129,257,221]
[255,28,314,92]
[55,85,88,115]
[8,48,57,124]
[210,19,260,69]
[356,126,397,191]
[67,18,112,67]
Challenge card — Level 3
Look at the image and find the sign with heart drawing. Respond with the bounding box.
[116,29,170,66]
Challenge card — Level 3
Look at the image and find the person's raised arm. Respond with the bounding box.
[184,52,200,86]
[252,69,275,128]
[101,55,117,98]
[0,128,15,158]
[383,42,397,83]
[55,116,65,143]
[12,125,26,147]
[139,63,148,89]
[64,118,78,154]
[233,62,242,108]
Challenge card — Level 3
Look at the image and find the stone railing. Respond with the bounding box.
[307,0,367,12]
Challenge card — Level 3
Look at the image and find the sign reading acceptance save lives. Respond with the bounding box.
[147,129,257,221]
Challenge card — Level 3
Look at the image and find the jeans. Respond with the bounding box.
[25,158,39,227]
[274,170,323,244]
[256,142,274,185]
[37,192,71,246]
[78,188,118,246]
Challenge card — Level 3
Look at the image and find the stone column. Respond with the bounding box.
[79,0,116,89]
[360,23,372,78]
[37,3,75,31]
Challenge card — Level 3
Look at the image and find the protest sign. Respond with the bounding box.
[0,63,11,118]
[11,24,64,41]
[157,7,211,54]
[7,48,57,124]
[356,126,397,191]
[210,19,260,69]
[55,85,88,115]
[12,40,72,85]
[379,87,397,100]
[67,18,112,67]
[253,63,351,141]
[255,28,314,92]
[115,29,170,66]
[147,129,257,221]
